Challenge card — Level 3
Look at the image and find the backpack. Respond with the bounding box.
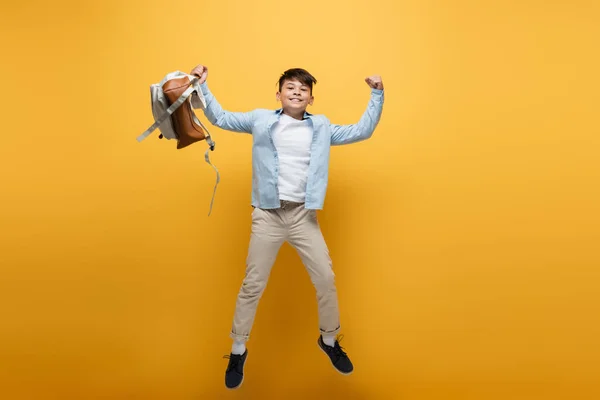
[137,71,220,216]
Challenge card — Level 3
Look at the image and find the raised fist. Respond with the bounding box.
[365,75,384,90]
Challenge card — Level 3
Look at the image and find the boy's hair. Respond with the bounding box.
[278,68,317,93]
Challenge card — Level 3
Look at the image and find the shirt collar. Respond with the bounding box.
[274,108,313,120]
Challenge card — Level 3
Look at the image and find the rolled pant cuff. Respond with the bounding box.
[230,331,250,343]
[320,325,341,338]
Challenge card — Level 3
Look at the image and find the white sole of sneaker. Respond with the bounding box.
[317,341,353,375]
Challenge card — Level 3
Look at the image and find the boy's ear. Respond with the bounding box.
[276,92,281,102]
[309,95,314,105]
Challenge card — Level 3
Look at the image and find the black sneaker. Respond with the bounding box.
[318,334,353,375]
[223,349,248,389]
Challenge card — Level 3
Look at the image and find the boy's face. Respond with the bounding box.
[276,79,314,113]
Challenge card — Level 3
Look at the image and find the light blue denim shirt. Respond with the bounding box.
[199,82,384,210]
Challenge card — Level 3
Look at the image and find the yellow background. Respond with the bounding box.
[1,0,599,399]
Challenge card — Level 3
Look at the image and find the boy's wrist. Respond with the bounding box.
[200,81,210,94]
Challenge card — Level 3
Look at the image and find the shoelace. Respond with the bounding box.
[223,353,243,372]
[334,334,348,356]
[326,334,348,359]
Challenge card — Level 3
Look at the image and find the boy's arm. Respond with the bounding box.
[190,64,254,134]
[198,82,254,134]
[330,75,385,145]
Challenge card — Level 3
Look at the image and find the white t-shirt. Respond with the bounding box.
[272,113,313,202]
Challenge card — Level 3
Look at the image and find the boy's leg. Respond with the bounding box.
[230,207,286,343]
[286,203,354,374]
[286,204,341,339]
[225,207,287,389]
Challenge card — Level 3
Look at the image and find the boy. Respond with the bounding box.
[190,64,384,389]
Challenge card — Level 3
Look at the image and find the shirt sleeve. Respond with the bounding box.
[330,88,384,145]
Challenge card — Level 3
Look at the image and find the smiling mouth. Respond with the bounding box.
[290,98,303,103]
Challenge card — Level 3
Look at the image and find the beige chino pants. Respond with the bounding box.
[230,200,341,342]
